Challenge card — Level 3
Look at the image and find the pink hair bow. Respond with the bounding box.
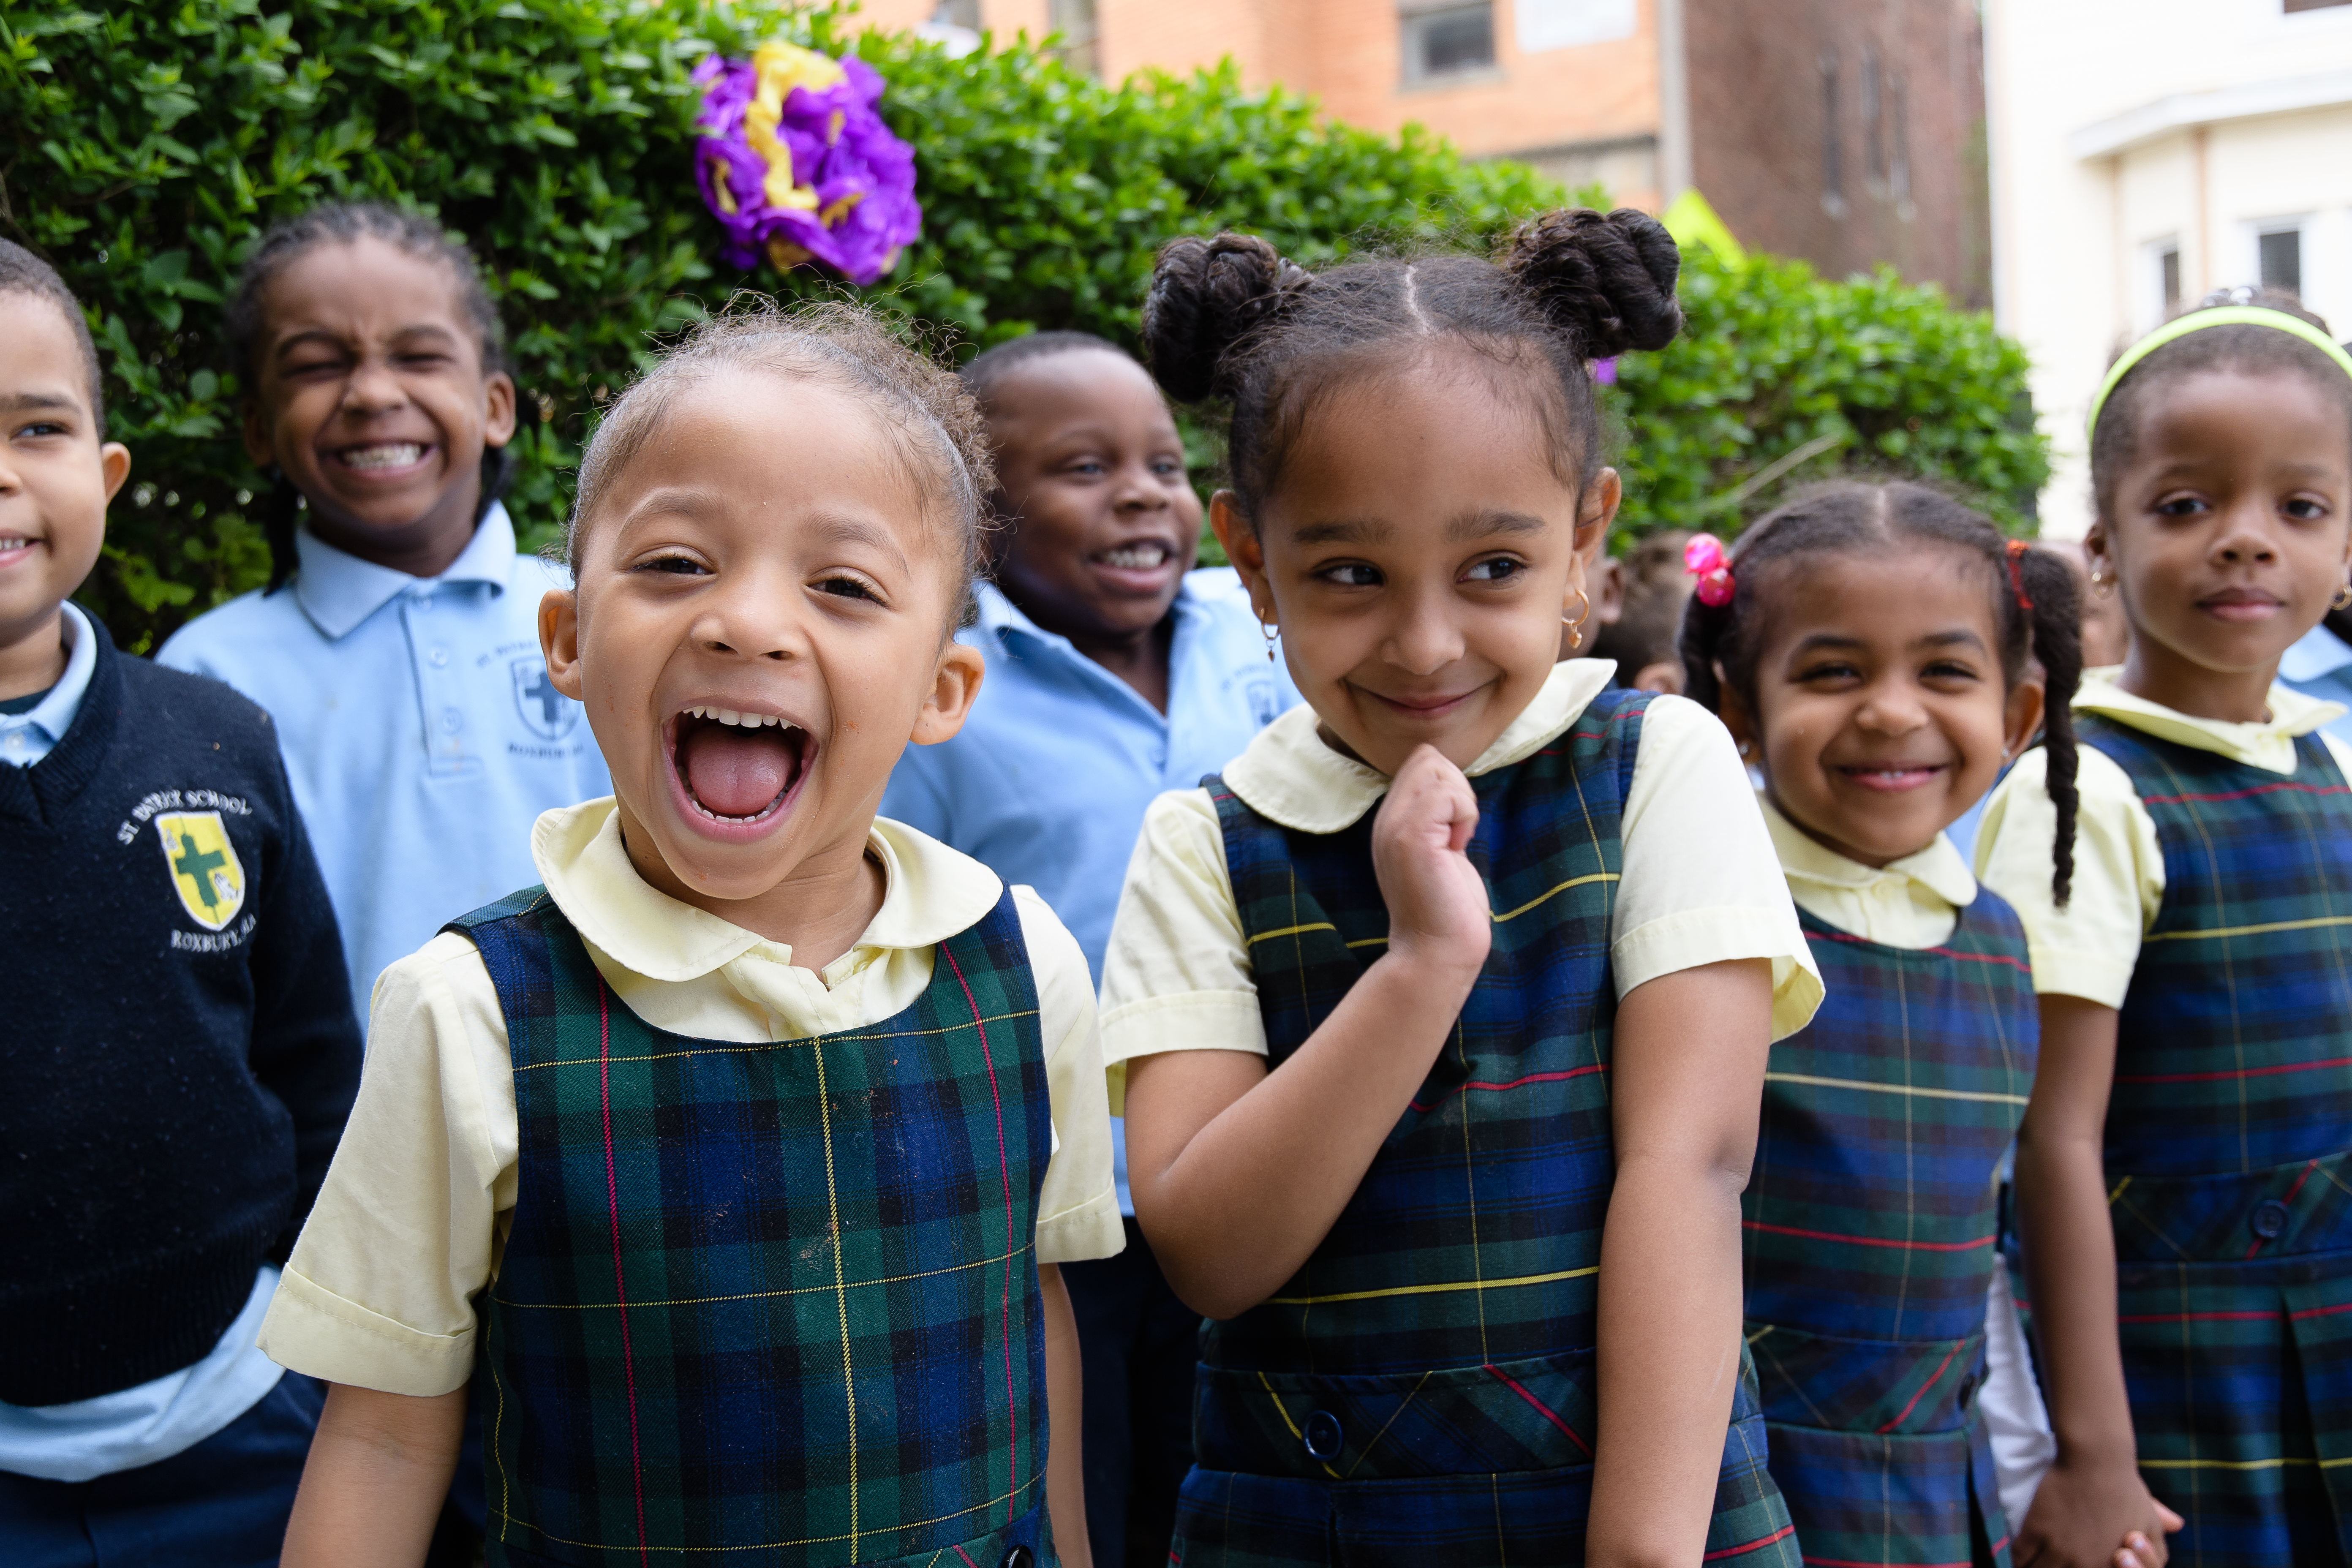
[1683,534,1735,607]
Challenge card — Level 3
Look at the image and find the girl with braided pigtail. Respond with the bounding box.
[1096,209,1823,1565]
[1975,292,2352,1568]
[1677,482,2141,1568]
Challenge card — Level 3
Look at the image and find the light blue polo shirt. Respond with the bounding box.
[2280,622,2352,749]
[0,601,96,768]
[881,570,1299,1210]
[158,505,610,1020]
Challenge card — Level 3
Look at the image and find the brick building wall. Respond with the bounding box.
[1685,0,1990,303]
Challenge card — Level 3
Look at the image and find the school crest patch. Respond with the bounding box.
[511,657,579,741]
[156,811,245,931]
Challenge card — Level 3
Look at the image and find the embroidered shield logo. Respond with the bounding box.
[512,658,580,741]
[156,811,246,931]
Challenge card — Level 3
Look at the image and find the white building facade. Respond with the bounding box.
[1984,0,2352,535]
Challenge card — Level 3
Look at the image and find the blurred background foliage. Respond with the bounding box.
[2,0,2046,649]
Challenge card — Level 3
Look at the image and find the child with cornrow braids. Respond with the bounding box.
[1976,289,2352,1568]
[1677,481,2140,1568]
[1097,208,1824,1565]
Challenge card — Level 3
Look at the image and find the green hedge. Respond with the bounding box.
[2,0,2045,651]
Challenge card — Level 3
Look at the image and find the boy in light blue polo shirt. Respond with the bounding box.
[158,204,607,1023]
[880,332,1296,1568]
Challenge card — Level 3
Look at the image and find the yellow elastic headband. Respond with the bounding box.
[2088,305,2352,441]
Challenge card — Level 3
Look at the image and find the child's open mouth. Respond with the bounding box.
[329,441,435,476]
[1837,763,1946,793]
[670,705,811,828]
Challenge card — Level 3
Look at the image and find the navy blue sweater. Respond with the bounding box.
[0,614,361,1406]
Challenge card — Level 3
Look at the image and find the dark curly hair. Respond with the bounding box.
[1679,480,2083,904]
[1140,207,1683,522]
[225,201,513,594]
[2091,286,2352,523]
[563,297,996,626]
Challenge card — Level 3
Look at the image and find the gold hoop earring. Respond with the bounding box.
[1562,586,1591,653]
[2089,567,2118,602]
[2334,581,2352,612]
[1260,618,1279,664]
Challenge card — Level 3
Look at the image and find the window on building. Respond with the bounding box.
[1048,0,1099,76]
[2260,227,2305,297]
[1402,2,1496,84]
[1861,49,1884,188]
[931,0,980,25]
[1820,54,1845,212]
[1889,73,1911,202]
[2160,245,2183,313]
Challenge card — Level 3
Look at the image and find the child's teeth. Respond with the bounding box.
[343,443,426,469]
[1102,544,1168,569]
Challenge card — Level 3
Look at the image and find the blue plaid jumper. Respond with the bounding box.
[1172,689,1799,1567]
[449,887,1056,1568]
[1745,898,2038,1568]
[2043,716,2352,1568]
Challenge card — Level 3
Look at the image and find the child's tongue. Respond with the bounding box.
[678,723,794,818]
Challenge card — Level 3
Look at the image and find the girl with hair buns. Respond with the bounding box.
[1096,209,1822,1564]
[1975,289,2352,1568]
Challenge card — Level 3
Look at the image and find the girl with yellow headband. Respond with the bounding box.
[1977,288,2352,1568]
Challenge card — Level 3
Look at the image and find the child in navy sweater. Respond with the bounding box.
[0,241,362,1565]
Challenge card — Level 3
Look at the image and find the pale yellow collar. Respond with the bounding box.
[1760,792,1977,914]
[529,798,1004,985]
[2074,666,2346,775]
[1222,659,1617,834]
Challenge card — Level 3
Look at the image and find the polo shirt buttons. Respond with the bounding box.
[440,708,464,735]
[1304,1408,1343,1461]
[429,646,450,668]
[999,1546,1033,1568]
[2252,1199,2290,1240]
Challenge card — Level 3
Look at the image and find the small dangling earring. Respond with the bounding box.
[1260,618,1279,664]
[2334,579,2352,612]
[2089,566,2118,602]
[1561,586,1591,653]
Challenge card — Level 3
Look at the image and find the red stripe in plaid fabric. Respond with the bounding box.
[1704,1523,1799,1559]
[1874,1342,1961,1434]
[1743,1220,1996,1252]
[594,983,648,1565]
[1482,1361,1592,1456]
[942,945,1019,1503]
[1408,1063,1607,1113]
[1803,926,2033,973]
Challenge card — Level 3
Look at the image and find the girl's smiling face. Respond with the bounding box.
[242,236,517,577]
[541,366,983,917]
[2093,368,2352,716]
[1723,546,2042,868]
[1219,351,1614,776]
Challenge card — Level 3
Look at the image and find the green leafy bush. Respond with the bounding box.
[1609,243,2050,544]
[1,0,1555,647]
[2,0,2043,651]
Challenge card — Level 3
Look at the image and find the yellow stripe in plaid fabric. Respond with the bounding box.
[453,887,1057,1567]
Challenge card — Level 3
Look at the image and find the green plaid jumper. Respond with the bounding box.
[1171,689,1799,1567]
[1745,900,2038,1568]
[448,887,1056,1568]
[2042,716,2352,1568]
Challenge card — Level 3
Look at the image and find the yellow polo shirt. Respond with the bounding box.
[1975,670,2352,1006]
[1095,658,1824,1106]
[1761,794,1980,950]
[257,798,1123,1399]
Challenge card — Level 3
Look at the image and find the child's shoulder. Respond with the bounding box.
[153,584,311,673]
[120,649,282,762]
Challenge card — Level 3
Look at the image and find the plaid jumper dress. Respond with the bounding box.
[1745,898,2038,1568]
[2048,716,2352,1567]
[1172,689,1799,1567]
[449,887,1057,1568]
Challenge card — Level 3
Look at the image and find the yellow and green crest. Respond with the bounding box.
[156,811,245,931]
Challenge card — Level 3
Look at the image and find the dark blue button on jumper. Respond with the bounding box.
[2253,1198,2291,1240]
[1304,1409,1344,1461]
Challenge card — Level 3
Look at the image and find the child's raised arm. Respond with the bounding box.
[1124,743,1491,1318]
[282,1384,466,1568]
[1587,956,1772,1568]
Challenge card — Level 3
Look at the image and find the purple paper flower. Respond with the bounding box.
[691,43,921,287]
